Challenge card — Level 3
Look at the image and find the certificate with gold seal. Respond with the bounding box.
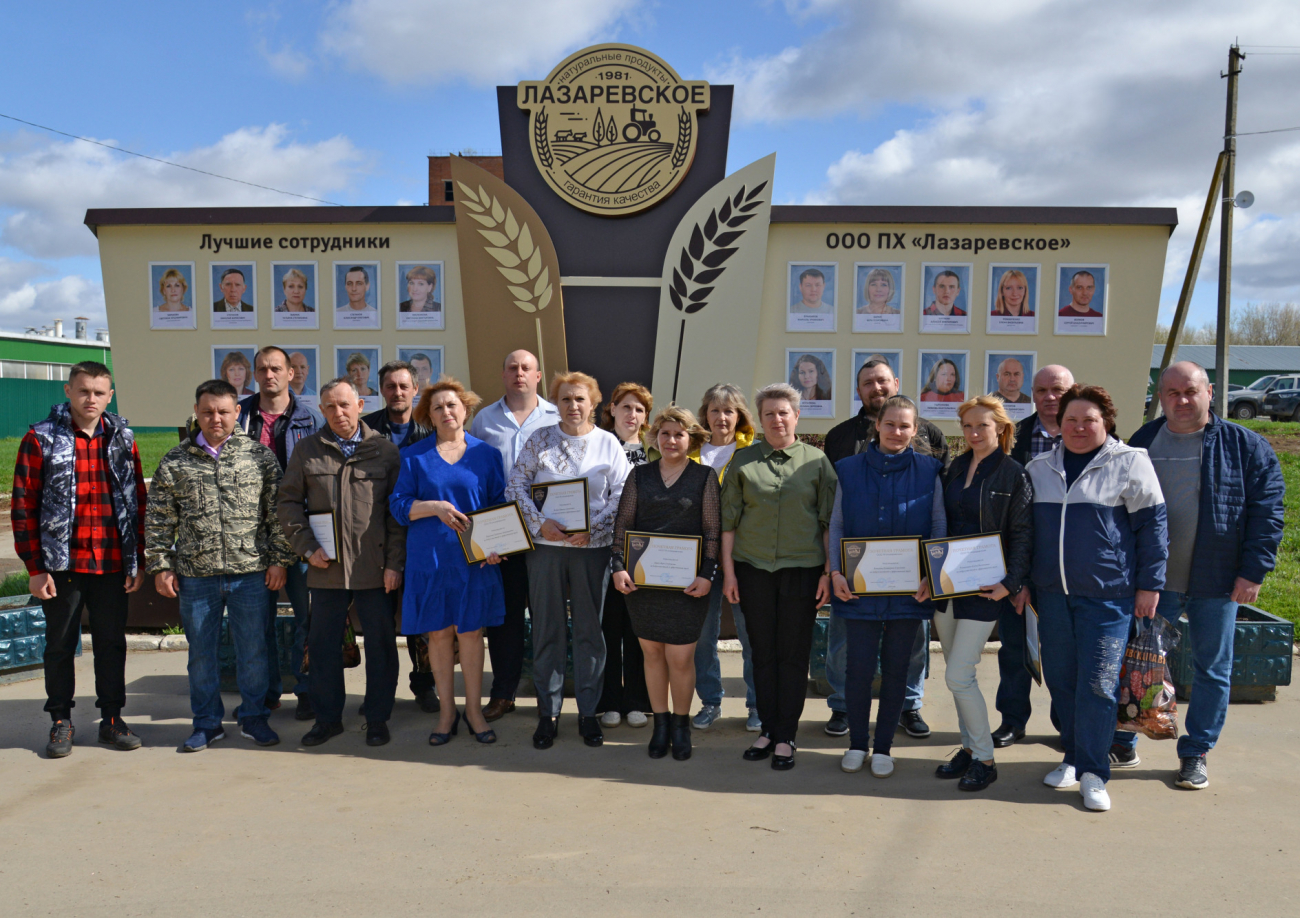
[529,477,590,533]
[457,502,535,564]
[840,536,922,596]
[625,531,702,590]
[922,534,1007,601]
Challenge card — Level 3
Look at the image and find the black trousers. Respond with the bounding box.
[597,578,650,714]
[42,570,129,721]
[486,552,530,701]
[308,588,398,726]
[994,588,1060,733]
[734,563,822,744]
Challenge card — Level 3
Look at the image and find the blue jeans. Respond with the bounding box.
[179,572,273,730]
[844,618,922,755]
[1037,591,1133,783]
[1111,592,1237,758]
[265,561,310,699]
[694,581,756,708]
[827,614,927,715]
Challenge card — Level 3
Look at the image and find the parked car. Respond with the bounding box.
[1226,375,1278,420]
[1262,375,1300,422]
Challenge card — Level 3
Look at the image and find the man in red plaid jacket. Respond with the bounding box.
[11,361,147,758]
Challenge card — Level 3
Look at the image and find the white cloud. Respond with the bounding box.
[0,259,104,332]
[318,0,642,85]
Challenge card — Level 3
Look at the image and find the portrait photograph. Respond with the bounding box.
[984,351,1037,422]
[851,349,903,412]
[919,263,972,334]
[209,263,257,330]
[853,263,904,333]
[396,262,445,331]
[987,264,1039,335]
[786,262,838,333]
[1054,264,1109,336]
[212,345,258,397]
[396,346,444,402]
[334,262,381,331]
[786,348,835,418]
[335,345,382,412]
[271,262,319,330]
[149,262,196,330]
[916,350,970,421]
[282,345,320,411]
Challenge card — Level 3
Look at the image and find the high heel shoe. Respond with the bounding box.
[648,712,670,759]
[670,713,692,761]
[466,711,497,744]
[428,709,461,746]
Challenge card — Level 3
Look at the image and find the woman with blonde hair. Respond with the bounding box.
[611,405,719,760]
[156,268,190,311]
[507,371,630,750]
[391,376,506,746]
[220,350,255,396]
[276,268,314,312]
[858,268,899,314]
[992,269,1033,317]
[933,395,1033,791]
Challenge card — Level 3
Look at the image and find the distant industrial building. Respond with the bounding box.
[1150,345,1300,388]
[0,319,115,438]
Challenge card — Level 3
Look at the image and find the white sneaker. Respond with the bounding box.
[625,710,648,728]
[1080,773,1111,811]
[1043,762,1078,788]
[841,750,867,773]
[599,711,621,728]
[870,754,895,778]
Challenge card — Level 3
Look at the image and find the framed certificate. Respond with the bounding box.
[308,512,339,561]
[530,477,590,533]
[840,536,921,596]
[457,502,534,563]
[922,533,1008,601]
[1024,603,1043,686]
[625,532,702,590]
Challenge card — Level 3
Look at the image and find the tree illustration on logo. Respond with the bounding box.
[668,180,768,400]
[592,108,605,144]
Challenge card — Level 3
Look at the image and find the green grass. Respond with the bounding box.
[1235,419,1300,437]
[1256,451,1300,625]
[0,431,179,491]
[0,571,30,597]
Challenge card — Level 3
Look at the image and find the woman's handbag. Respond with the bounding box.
[302,616,363,673]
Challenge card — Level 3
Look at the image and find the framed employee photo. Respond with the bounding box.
[787,262,838,332]
[334,262,381,330]
[917,350,969,421]
[271,262,319,330]
[282,345,320,411]
[396,262,444,330]
[853,263,904,333]
[213,345,258,397]
[1054,264,1109,336]
[396,346,444,402]
[984,351,1036,421]
[851,349,903,413]
[335,346,382,412]
[987,264,1039,335]
[919,263,972,334]
[149,262,196,330]
[209,263,257,330]
[787,349,835,418]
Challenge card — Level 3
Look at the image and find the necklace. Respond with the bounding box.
[659,461,686,488]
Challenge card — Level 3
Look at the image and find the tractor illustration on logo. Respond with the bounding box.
[622,108,661,143]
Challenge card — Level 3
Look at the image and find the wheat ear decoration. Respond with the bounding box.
[535,110,553,169]
[671,107,691,168]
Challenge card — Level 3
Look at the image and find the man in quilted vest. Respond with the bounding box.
[11,362,148,758]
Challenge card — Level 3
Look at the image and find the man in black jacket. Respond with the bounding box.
[819,357,947,740]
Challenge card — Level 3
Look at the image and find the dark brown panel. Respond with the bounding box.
[771,205,1179,229]
[84,205,457,234]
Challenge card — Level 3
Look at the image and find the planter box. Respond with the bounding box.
[1168,604,1294,703]
[0,593,80,685]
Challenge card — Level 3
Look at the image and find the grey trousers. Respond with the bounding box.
[527,544,610,717]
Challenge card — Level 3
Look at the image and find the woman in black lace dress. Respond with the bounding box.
[611,406,720,761]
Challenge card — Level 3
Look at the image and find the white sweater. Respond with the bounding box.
[506,425,630,548]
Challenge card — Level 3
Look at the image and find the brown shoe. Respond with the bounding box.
[482,698,515,722]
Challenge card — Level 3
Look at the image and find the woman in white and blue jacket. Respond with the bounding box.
[1027,385,1167,813]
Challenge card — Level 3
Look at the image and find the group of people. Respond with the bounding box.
[12,348,1285,814]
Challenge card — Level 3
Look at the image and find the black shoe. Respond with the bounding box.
[1109,744,1141,768]
[533,716,558,750]
[771,741,797,771]
[991,723,1025,748]
[578,715,604,747]
[670,714,692,761]
[1176,754,1208,789]
[824,711,849,737]
[648,712,671,758]
[98,717,142,750]
[294,696,316,721]
[414,690,441,714]
[936,748,973,779]
[302,722,344,747]
[743,733,773,761]
[365,722,391,747]
[899,710,930,739]
[429,710,461,747]
[958,759,998,792]
[46,719,74,758]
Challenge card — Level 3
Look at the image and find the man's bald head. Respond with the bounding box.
[1159,361,1213,433]
[503,349,539,371]
[502,349,543,401]
[1032,364,1075,424]
[1160,360,1210,391]
[996,358,1026,400]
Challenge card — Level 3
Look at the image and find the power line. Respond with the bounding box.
[1232,125,1300,137]
[0,111,342,206]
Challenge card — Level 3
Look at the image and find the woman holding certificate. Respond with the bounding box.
[932,396,1033,792]
[390,377,507,746]
[611,406,720,761]
[506,372,630,751]
[828,395,946,779]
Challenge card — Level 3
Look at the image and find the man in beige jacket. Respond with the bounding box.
[278,377,405,747]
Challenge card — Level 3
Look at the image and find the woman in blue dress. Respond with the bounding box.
[390,377,506,746]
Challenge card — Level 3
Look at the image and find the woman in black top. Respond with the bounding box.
[934,396,1033,791]
[612,406,720,761]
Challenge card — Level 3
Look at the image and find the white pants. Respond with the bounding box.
[933,604,997,762]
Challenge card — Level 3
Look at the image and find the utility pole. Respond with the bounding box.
[1215,44,1244,417]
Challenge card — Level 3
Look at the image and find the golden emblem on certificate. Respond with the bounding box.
[922,534,1008,601]
[625,531,701,590]
[529,477,590,533]
[457,502,535,564]
[840,536,922,596]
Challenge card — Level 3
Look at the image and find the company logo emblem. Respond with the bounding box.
[845,544,862,558]
[928,544,946,559]
[631,538,646,551]
[518,44,710,216]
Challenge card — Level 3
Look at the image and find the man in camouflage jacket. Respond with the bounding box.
[145,379,296,751]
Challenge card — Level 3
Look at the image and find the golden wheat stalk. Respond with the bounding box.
[671,107,691,168]
[535,110,553,169]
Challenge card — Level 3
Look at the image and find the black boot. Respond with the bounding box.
[670,714,692,761]
[648,712,670,759]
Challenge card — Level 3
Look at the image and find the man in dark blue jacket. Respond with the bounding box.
[1113,362,1285,790]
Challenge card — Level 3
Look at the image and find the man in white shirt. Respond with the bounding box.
[468,350,559,721]
[340,267,376,312]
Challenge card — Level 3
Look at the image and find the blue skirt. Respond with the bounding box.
[401,567,506,634]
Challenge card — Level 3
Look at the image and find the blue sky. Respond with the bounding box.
[2,0,1297,335]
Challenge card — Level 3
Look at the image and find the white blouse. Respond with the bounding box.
[506,425,630,548]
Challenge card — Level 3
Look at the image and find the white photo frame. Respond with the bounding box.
[209,263,257,330]
[852,263,905,334]
[271,262,320,330]
[916,349,970,421]
[281,345,321,411]
[787,348,835,418]
[149,262,197,330]
[212,345,258,397]
[986,264,1040,336]
[395,262,445,331]
[851,349,904,413]
[786,262,838,333]
[1054,264,1109,336]
[334,345,383,413]
[919,263,972,335]
[333,262,381,330]
[983,351,1037,422]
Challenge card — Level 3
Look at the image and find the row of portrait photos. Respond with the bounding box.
[786,262,1110,337]
[212,344,444,414]
[149,261,446,332]
[789,348,1040,422]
